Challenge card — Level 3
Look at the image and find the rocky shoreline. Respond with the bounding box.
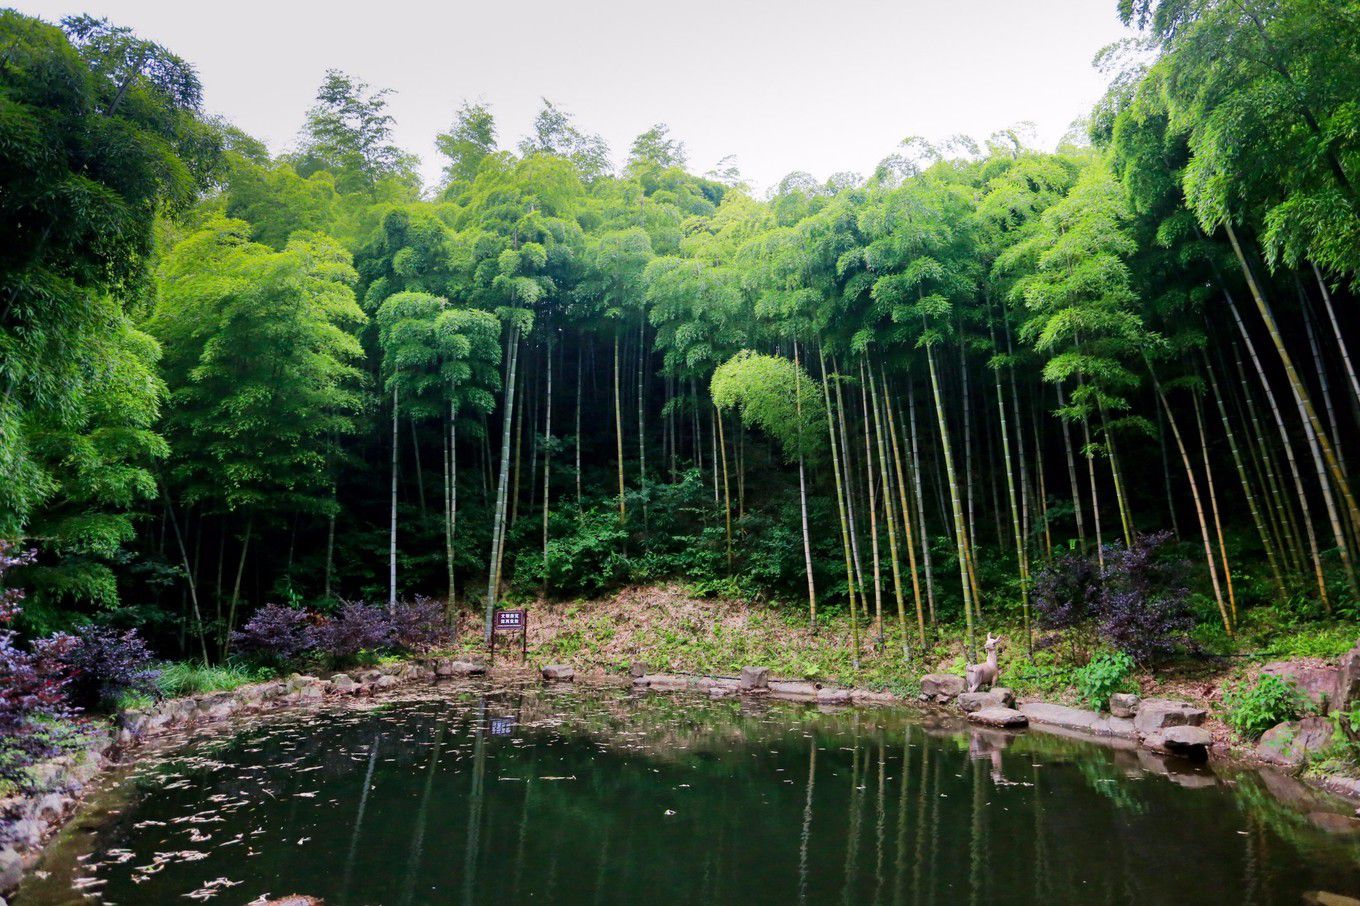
[6,652,1360,902]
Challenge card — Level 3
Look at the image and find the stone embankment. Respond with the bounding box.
[1,660,436,899]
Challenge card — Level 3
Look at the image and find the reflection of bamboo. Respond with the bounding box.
[875,740,887,905]
[968,758,983,906]
[912,738,929,906]
[1032,760,1048,903]
[462,699,487,906]
[401,719,447,906]
[340,734,381,906]
[893,731,911,906]
[842,731,865,906]
[798,739,818,905]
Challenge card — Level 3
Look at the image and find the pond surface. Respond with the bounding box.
[17,682,1360,905]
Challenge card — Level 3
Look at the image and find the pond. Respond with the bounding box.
[16,682,1360,904]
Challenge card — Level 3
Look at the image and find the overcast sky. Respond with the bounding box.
[15,0,1136,193]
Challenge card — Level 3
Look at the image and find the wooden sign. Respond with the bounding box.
[489,608,528,664]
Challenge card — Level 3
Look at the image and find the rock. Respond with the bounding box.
[957,689,1012,713]
[330,673,359,693]
[1145,725,1212,759]
[197,691,238,720]
[541,664,575,682]
[919,674,966,703]
[768,680,821,702]
[1263,661,1342,713]
[739,666,771,691]
[628,661,647,679]
[709,686,734,699]
[1132,699,1206,736]
[969,707,1028,728]
[371,674,398,689]
[1336,642,1360,709]
[1305,892,1360,906]
[642,674,691,692]
[1109,693,1141,718]
[435,659,486,677]
[356,669,382,683]
[817,687,852,705]
[263,897,325,906]
[1019,702,1138,739]
[1257,716,1334,767]
[0,846,22,894]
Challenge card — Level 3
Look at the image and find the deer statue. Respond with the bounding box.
[966,634,1002,693]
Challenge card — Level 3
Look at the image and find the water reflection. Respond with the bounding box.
[16,683,1360,905]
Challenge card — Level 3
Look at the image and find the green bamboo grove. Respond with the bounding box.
[5,2,1360,663]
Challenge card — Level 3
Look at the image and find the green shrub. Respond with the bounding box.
[1075,650,1135,711]
[1222,674,1310,740]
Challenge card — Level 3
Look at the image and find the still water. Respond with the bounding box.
[17,682,1360,904]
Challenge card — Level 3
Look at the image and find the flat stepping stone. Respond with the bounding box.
[541,664,575,681]
[969,707,1028,728]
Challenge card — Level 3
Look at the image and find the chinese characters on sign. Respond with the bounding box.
[489,608,528,664]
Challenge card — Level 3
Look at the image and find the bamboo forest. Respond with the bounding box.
[7,1,1360,903]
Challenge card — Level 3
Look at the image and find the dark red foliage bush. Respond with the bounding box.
[0,542,76,784]
[310,601,393,660]
[231,603,315,664]
[1029,532,1193,664]
[61,625,160,711]
[391,597,452,652]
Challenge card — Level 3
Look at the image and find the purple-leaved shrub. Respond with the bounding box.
[61,625,160,711]
[0,542,76,785]
[310,601,393,660]
[1029,531,1193,664]
[391,597,452,652]
[231,603,315,664]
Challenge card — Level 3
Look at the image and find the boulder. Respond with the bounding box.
[1257,716,1334,767]
[1109,693,1141,718]
[371,674,398,689]
[262,897,325,906]
[919,674,966,703]
[1263,661,1342,713]
[0,846,23,894]
[1144,725,1212,759]
[1335,642,1360,709]
[969,707,1028,728]
[330,673,359,694]
[957,688,1014,713]
[356,669,383,683]
[435,659,486,677]
[628,661,647,679]
[709,686,735,699]
[739,666,771,691]
[541,664,575,682]
[1132,699,1206,736]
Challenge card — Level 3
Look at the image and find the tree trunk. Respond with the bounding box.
[861,359,884,650]
[390,382,399,612]
[794,341,817,631]
[224,515,254,657]
[614,333,626,519]
[868,365,909,656]
[543,336,553,597]
[485,327,521,642]
[1227,221,1360,593]
[819,347,862,664]
[926,338,976,660]
[1150,371,1232,635]
[1229,296,1331,609]
[884,374,926,646]
[907,378,937,624]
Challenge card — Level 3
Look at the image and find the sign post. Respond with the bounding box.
[489,608,527,665]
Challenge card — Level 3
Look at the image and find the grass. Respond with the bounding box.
[156,661,277,698]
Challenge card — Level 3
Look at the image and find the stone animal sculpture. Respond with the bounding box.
[966,634,1002,693]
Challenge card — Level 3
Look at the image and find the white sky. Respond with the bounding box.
[14,0,1136,193]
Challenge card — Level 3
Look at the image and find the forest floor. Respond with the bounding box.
[437,583,1360,771]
